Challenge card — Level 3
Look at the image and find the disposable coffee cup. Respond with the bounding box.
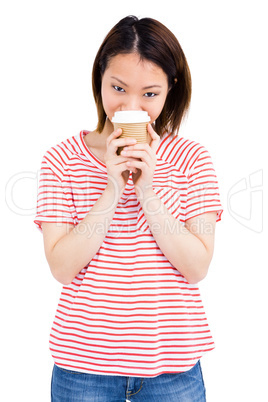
[112,111,151,154]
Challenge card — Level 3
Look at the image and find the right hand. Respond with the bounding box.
[104,129,138,196]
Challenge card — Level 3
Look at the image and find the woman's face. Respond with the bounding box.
[101,53,169,125]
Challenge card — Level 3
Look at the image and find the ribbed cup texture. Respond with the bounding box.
[113,122,148,154]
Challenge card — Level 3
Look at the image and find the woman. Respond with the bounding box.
[35,15,223,401]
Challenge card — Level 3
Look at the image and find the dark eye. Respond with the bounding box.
[113,85,125,92]
[144,92,157,98]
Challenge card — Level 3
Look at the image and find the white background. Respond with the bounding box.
[1,0,267,401]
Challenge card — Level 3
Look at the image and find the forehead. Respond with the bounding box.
[105,53,168,83]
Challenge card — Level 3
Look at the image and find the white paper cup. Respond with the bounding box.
[112,111,151,154]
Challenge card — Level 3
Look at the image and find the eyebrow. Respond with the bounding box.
[111,76,162,90]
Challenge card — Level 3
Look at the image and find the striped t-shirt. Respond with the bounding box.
[35,130,223,377]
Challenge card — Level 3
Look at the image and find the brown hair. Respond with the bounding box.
[92,16,192,136]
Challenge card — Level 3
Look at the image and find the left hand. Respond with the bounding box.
[120,123,160,199]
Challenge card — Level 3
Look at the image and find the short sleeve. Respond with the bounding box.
[185,147,223,222]
[34,156,76,231]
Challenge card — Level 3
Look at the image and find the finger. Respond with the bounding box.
[121,145,152,166]
[147,124,160,151]
[108,154,130,167]
[121,149,148,160]
[114,137,137,149]
[126,160,146,171]
[126,166,138,174]
[126,153,152,170]
[106,128,122,146]
[107,131,138,156]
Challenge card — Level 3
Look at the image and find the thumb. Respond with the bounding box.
[147,123,160,151]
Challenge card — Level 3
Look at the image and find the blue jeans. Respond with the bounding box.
[51,361,206,401]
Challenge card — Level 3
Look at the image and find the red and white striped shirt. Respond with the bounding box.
[35,130,223,377]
